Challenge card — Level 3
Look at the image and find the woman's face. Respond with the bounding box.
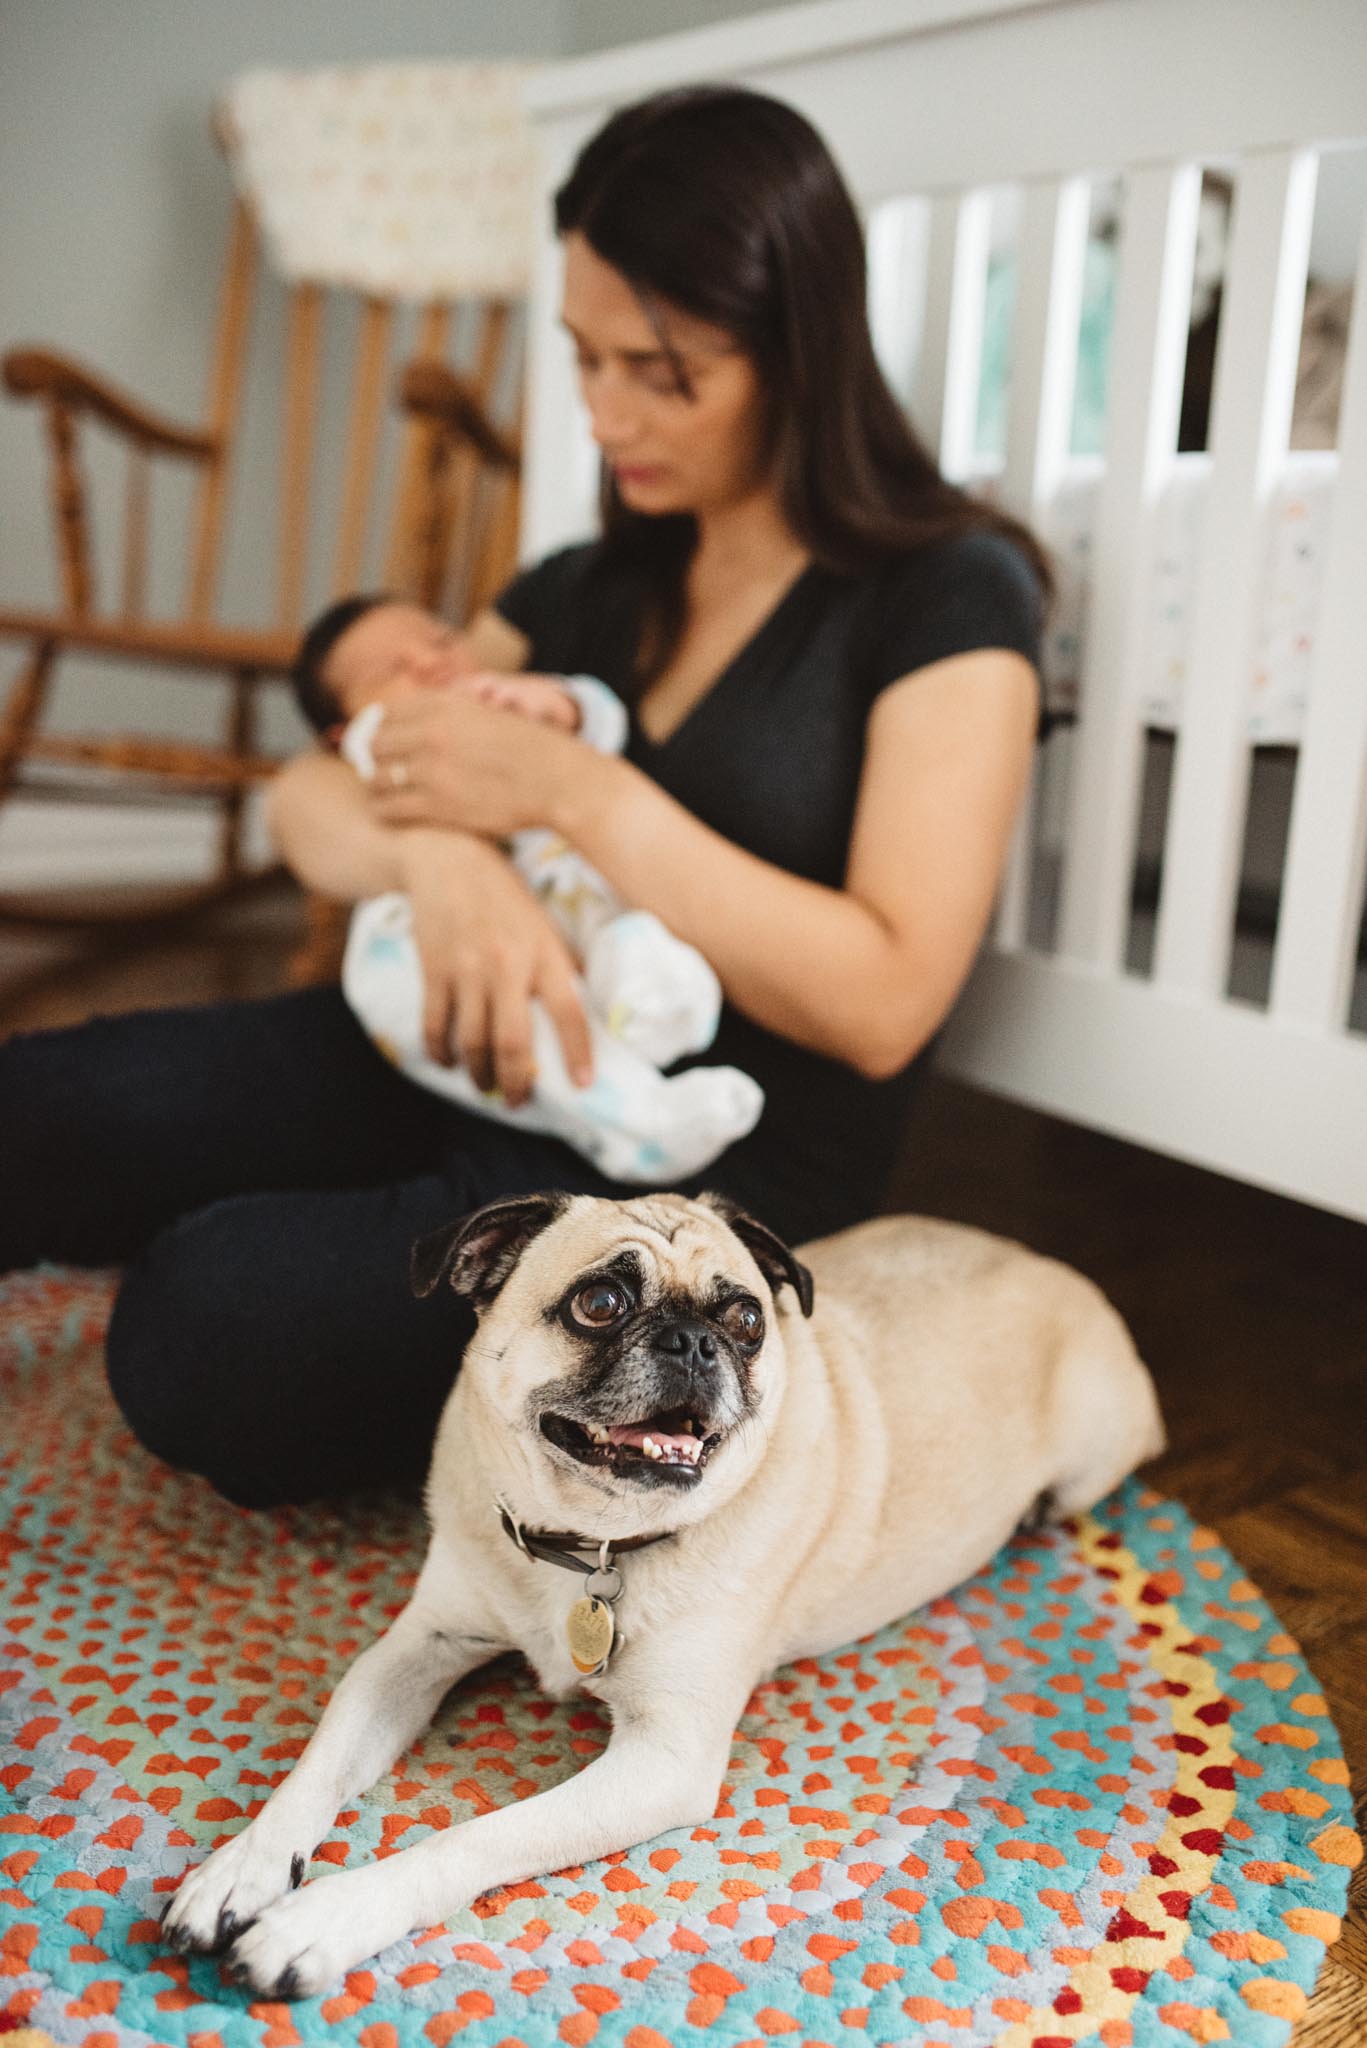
[559,229,773,520]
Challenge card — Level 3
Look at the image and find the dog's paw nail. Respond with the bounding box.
[213,1904,253,1953]
[290,1853,305,1890]
[276,1964,302,2002]
[163,1920,194,1954]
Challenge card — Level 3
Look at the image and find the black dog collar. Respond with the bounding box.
[494,1497,677,1578]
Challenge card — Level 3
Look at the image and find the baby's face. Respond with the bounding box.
[326,602,476,720]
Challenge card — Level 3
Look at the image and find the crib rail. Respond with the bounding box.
[520,0,1367,1220]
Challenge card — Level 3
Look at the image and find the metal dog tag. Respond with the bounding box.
[567,1594,615,1673]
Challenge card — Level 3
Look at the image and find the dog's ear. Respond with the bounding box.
[697,1192,815,1317]
[411,1191,569,1310]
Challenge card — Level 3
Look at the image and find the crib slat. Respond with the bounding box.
[992,795,1035,953]
[1000,177,1091,510]
[912,189,992,481]
[866,195,927,414]
[993,176,1090,949]
[1269,211,1367,1031]
[1058,164,1202,969]
[523,237,574,555]
[1153,147,1318,996]
[521,115,602,558]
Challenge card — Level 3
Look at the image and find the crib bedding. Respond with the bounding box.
[981,452,1337,745]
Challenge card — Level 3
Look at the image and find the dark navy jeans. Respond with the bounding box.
[0,987,823,1509]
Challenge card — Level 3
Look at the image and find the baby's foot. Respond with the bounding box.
[579,1063,765,1183]
[586,912,722,1066]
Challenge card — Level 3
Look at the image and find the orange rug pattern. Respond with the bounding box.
[0,1267,1358,2047]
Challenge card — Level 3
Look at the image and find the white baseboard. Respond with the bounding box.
[939,946,1367,1223]
[0,792,274,890]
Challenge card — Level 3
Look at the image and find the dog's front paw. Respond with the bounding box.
[161,1826,308,1956]
[223,1869,407,1999]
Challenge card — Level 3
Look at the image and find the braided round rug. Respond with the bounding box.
[0,1267,1358,2048]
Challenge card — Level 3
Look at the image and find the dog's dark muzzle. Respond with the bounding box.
[541,1319,741,1483]
[638,1318,727,1426]
[657,1317,719,1366]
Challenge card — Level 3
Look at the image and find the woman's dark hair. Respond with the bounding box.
[553,84,1053,691]
[290,593,389,733]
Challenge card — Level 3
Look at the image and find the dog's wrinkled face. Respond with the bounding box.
[412,1190,814,1499]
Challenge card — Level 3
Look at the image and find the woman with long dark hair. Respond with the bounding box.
[0,85,1048,1508]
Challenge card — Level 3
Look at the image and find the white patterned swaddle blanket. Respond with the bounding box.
[338,679,764,1183]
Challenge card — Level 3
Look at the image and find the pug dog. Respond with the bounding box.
[161,1190,1164,1997]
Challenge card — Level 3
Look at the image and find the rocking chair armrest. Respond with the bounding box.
[396,359,521,471]
[2,347,221,460]
[0,608,300,672]
[23,732,285,785]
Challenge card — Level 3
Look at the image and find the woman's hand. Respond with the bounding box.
[368,681,589,839]
[400,829,594,1106]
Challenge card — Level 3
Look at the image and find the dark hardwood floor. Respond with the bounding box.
[2,881,1363,2044]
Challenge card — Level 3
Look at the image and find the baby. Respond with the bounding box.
[289,596,763,1181]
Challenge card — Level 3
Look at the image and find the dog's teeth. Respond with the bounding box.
[643,1436,660,1459]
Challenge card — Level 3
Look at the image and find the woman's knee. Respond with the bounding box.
[105,1201,271,1503]
[105,1190,472,1510]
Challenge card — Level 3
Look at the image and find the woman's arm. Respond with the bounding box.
[550,649,1040,1080]
[265,753,593,1101]
[266,752,420,901]
[459,604,533,675]
[356,642,1039,1080]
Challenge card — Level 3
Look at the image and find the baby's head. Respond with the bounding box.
[291,595,474,740]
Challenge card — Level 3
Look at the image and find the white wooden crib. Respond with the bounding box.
[517,0,1367,1225]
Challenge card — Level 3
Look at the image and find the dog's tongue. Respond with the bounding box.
[604,1420,695,1455]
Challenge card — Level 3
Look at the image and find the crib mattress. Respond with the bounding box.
[983,452,1338,746]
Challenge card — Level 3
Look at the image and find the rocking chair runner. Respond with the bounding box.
[0,64,536,933]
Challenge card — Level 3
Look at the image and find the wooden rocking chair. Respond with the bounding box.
[0,75,530,937]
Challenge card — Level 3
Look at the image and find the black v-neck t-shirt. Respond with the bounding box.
[493,530,1043,1244]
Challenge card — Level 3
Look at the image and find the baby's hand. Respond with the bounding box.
[455,672,581,733]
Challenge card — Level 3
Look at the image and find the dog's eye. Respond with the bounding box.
[721,1298,764,1345]
[571,1281,628,1326]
